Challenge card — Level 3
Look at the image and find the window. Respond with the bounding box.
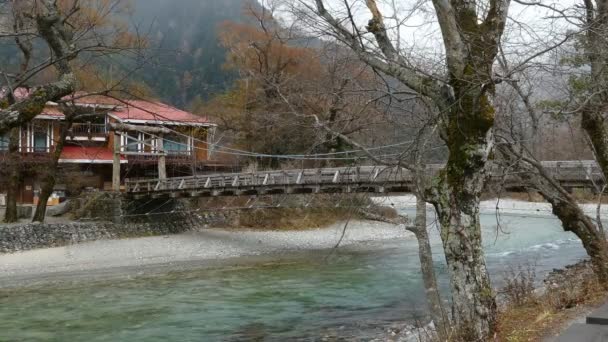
[33,131,47,152]
[163,134,189,155]
[31,123,49,153]
[0,132,8,151]
[124,132,139,152]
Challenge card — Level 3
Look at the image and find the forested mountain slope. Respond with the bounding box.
[130,0,260,106]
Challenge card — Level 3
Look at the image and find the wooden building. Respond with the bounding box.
[0,93,218,205]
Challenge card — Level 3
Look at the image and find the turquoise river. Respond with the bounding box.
[0,204,589,341]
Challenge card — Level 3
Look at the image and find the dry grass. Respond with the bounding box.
[234,207,353,230]
[497,263,608,341]
[199,194,393,230]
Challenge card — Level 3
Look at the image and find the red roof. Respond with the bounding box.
[17,91,213,125]
[41,106,65,118]
[59,146,126,164]
[59,93,212,125]
[112,99,210,125]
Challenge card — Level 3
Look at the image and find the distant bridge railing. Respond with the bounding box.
[125,166,424,195]
[123,161,604,199]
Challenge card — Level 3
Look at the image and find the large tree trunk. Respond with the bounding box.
[407,195,449,341]
[32,121,71,222]
[432,86,497,340]
[436,201,496,340]
[434,182,496,340]
[4,128,21,223]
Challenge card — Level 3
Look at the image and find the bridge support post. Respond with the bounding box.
[158,134,167,180]
[113,133,121,192]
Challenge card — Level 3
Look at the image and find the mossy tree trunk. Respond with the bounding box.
[431,83,497,339]
[582,1,608,182]
[4,128,21,223]
[428,3,508,337]
[571,0,608,286]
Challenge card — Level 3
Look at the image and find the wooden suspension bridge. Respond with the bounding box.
[123,161,604,199]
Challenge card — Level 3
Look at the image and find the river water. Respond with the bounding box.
[0,203,588,341]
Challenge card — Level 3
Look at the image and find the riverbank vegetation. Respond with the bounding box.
[195,194,399,230]
[396,261,608,341]
[498,261,608,341]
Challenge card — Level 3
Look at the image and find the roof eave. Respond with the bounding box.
[107,114,216,127]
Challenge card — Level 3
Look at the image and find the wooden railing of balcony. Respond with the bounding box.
[69,123,107,139]
[125,150,193,165]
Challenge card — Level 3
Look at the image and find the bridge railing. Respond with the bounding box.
[124,161,604,194]
[124,166,423,193]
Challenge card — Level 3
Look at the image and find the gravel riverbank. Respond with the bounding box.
[0,220,412,282]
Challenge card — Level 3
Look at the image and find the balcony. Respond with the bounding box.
[126,150,193,165]
[67,123,108,141]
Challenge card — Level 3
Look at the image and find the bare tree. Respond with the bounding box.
[0,0,78,134]
[0,0,147,222]
[292,0,512,339]
[494,0,608,285]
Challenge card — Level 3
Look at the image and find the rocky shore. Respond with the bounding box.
[0,220,412,282]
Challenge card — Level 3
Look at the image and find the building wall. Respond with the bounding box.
[4,116,214,205]
[193,127,208,161]
[52,121,61,146]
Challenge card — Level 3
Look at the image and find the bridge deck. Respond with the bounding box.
[124,162,604,199]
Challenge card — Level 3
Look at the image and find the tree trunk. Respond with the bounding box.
[549,197,608,284]
[582,1,608,182]
[582,110,608,181]
[407,195,449,341]
[576,0,608,286]
[32,121,71,222]
[435,194,496,340]
[432,73,498,339]
[4,128,21,223]
[433,97,497,340]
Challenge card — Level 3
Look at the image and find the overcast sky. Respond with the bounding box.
[261,0,582,71]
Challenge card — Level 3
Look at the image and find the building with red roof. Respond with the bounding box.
[0,93,219,205]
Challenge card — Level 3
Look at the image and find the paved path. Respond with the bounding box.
[556,303,608,341]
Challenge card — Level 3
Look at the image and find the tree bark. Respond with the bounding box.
[4,128,21,223]
[569,0,608,287]
[32,121,72,222]
[407,195,449,341]
[430,78,498,340]
[433,175,497,340]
